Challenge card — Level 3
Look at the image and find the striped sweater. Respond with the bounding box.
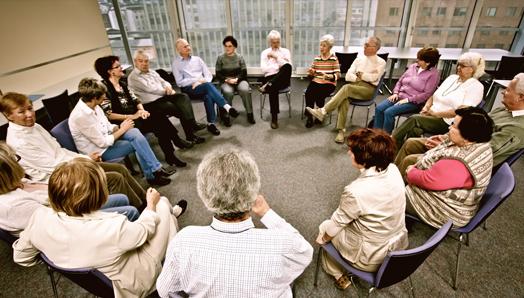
[310,53,340,86]
[406,140,493,228]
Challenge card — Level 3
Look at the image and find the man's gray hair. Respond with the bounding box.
[267,30,281,42]
[133,49,149,60]
[457,52,486,79]
[196,147,261,215]
[78,78,107,102]
[514,73,524,95]
[175,38,188,52]
[368,36,381,50]
[320,34,335,48]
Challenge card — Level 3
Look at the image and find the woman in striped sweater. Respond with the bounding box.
[304,34,341,128]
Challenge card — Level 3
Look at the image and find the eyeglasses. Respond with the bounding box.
[457,63,471,68]
[364,43,377,48]
[111,64,122,69]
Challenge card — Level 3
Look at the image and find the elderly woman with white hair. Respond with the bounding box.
[260,30,292,129]
[157,147,313,297]
[304,34,341,128]
[393,52,486,148]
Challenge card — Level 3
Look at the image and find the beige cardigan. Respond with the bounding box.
[319,164,409,272]
[13,205,163,297]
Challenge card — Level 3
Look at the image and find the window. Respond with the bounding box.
[389,7,399,16]
[436,7,447,16]
[481,31,490,36]
[506,7,517,16]
[494,43,504,48]
[486,7,497,16]
[476,44,486,48]
[432,30,441,35]
[446,43,459,47]
[422,7,432,17]
[454,7,467,16]
[500,31,509,36]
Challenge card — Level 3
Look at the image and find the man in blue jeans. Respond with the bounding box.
[69,78,174,186]
[172,38,239,136]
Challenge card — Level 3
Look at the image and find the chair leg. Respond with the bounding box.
[301,93,305,120]
[365,107,370,127]
[46,266,59,298]
[482,221,488,230]
[453,234,467,290]
[259,93,264,119]
[313,247,323,287]
[349,105,356,126]
[287,92,292,118]
[408,275,415,298]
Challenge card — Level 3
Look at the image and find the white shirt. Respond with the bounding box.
[69,100,118,155]
[156,209,313,298]
[127,68,171,104]
[432,74,484,124]
[260,47,292,77]
[6,122,88,182]
[345,55,386,86]
[0,188,48,237]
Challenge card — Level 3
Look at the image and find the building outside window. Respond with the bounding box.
[486,7,497,17]
[436,7,447,16]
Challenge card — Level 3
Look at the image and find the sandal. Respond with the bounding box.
[334,274,351,290]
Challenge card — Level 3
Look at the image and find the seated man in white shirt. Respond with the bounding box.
[172,38,239,136]
[68,78,173,186]
[157,147,313,297]
[307,36,386,143]
[125,50,206,145]
[0,92,146,209]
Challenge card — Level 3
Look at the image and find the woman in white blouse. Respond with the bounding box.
[393,52,485,148]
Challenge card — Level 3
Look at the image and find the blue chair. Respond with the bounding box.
[42,90,72,126]
[348,73,386,127]
[505,148,524,166]
[406,162,516,290]
[314,221,453,295]
[40,253,115,298]
[259,86,292,120]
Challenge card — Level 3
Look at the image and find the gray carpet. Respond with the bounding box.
[1,78,523,297]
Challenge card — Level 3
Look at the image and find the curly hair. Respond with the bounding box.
[347,128,396,171]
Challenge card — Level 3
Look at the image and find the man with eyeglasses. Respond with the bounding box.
[395,73,524,175]
[307,36,386,143]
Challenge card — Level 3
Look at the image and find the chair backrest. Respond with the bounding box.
[41,90,71,126]
[156,69,176,85]
[375,220,453,289]
[50,118,78,152]
[377,52,389,62]
[455,162,515,234]
[0,227,17,246]
[493,56,524,80]
[335,52,358,74]
[40,253,114,298]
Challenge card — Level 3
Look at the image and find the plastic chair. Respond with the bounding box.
[348,74,386,127]
[335,52,358,75]
[259,86,292,119]
[314,221,453,295]
[42,90,72,126]
[485,56,524,80]
[40,253,114,298]
[406,162,516,290]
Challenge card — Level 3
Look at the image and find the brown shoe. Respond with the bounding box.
[334,274,351,290]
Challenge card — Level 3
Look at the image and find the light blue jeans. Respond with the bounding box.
[101,128,162,180]
[374,99,421,134]
[101,194,139,221]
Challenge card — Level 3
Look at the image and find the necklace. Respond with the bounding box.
[441,77,464,97]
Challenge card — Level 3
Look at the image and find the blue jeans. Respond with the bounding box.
[101,128,162,180]
[101,194,139,221]
[374,100,421,134]
[182,82,227,123]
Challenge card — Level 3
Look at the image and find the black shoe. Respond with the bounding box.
[194,122,207,131]
[229,107,239,118]
[167,156,187,168]
[158,166,176,177]
[305,117,314,128]
[314,119,322,125]
[207,124,220,135]
[222,115,232,127]
[187,135,205,144]
[172,137,194,149]
[147,172,171,186]
[247,113,256,124]
[174,200,188,218]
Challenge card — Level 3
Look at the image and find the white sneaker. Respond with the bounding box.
[335,130,345,144]
[306,107,325,122]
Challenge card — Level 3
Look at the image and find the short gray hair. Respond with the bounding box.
[196,147,261,215]
[175,38,189,52]
[458,52,486,79]
[78,78,107,102]
[368,36,381,50]
[320,34,335,48]
[514,73,524,95]
[267,30,281,42]
[133,49,149,60]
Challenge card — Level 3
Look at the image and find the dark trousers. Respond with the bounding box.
[262,63,292,115]
[143,94,198,140]
[134,113,178,163]
[304,81,336,116]
[100,162,146,211]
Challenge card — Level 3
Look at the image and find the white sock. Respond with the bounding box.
[172,205,183,217]
[223,104,232,112]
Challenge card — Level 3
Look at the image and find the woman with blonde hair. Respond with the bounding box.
[13,158,187,297]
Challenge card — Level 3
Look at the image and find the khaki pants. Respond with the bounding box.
[324,81,376,130]
[393,137,428,180]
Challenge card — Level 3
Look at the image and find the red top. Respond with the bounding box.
[407,159,474,191]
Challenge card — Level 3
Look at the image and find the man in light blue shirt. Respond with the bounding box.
[172,39,239,135]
